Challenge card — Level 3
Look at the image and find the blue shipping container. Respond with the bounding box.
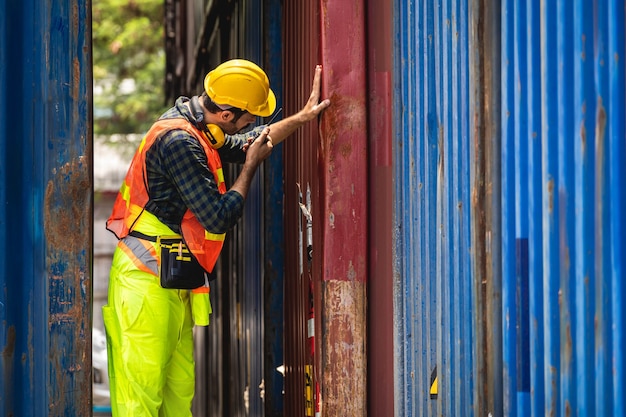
[0,1,93,416]
[394,0,626,415]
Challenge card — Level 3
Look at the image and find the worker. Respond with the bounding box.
[102,59,330,416]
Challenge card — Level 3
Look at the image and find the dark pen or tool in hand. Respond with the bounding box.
[254,107,282,143]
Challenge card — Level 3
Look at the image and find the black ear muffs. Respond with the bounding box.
[190,96,225,149]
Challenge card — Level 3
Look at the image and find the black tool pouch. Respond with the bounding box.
[158,236,205,289]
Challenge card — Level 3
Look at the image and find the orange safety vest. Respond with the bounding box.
[106,118,227,273]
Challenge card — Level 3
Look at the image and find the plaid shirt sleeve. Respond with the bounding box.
[218,125,267,163]
[157,130,245,234]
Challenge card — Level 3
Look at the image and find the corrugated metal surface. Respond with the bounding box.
[0,0,93,416]
[260,0,286,414]
[237,2,265,415]
[470,2,503,414]
[501,1,626,416]
[395,0,626,415]
[501,2,538,415]
[394,0,477,415]
[282,2,319,415]
[283,0,369,415]
[167,2,230,415]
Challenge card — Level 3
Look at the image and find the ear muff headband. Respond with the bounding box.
[190,96,225,149]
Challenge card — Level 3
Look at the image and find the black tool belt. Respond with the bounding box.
[128,229,212,288]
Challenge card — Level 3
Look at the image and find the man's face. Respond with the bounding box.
[221,111,257,135]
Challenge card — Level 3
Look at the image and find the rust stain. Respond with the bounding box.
[559,190,571,272]
[323,91,365,145]
[3,325,16,407]
[319,92,339,157]
[471,186,479,208]
[322,280,366,415]
[595,98,606,144]
[595,99,607,265]
[564,323,572,368]
[2,325,15,357]
[44,157,90,247]
[580,107,587,156]
[339,141,352,158]
[72,2,79,33]
[72,57,80,101]
[595,99,607,153]
[43,155,92,416]
[548,365,557,416]
[547,179,554,214]
[320,0,329,27]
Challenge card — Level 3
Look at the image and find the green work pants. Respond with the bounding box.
[103,245,195,417]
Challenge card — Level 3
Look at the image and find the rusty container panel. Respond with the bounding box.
[283,0,368,415]
[318,0,369,415]
[0,1,93,416]
[366,0,395,416]
[282,2,322,416]
[469,1,504,415]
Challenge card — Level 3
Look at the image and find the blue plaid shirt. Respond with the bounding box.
[143,96,265,234]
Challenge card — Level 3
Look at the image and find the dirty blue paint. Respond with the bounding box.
[607,0,626,412]
[500,1,625,416]
[525,1,545,415]
[501,0,539,415]
[396,0,625,416]
[394,0,474,416]
[0,0,92,416]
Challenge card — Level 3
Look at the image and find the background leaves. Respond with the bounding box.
[93,0,168,134]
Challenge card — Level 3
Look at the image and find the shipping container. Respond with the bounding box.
[0,1,93,416]
[394,0,626,416]
[2,0,625,416]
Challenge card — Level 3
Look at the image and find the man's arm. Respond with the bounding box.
[229,65,330,198]
[266,65,331,146]
[229,127,273,199]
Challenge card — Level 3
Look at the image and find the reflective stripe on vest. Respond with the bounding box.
[118,235,159,276]
[106,117,227,273]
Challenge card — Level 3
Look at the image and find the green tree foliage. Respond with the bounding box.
[93,0,168,134]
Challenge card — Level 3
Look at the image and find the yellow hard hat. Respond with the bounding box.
[204,59,277,117]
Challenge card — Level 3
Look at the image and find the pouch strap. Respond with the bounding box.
[129,230,157,242]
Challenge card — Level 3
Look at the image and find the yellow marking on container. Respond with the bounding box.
[430,366,438,399]
[305,365,314,416]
